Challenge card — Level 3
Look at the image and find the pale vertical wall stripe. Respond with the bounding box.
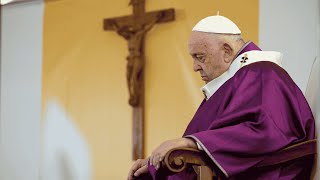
[0,5,3,180]
[305,57,320,180]
[41,99,91,180]
[0,1,43,180]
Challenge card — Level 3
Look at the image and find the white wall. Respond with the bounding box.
[0,1,43,180]
[259,0,319,93]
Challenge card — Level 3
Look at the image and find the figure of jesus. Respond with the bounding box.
[112,20,156,106]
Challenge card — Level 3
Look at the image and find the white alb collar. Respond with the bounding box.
[201,50,283,100]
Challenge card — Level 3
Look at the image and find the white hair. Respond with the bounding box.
[212,34,245,52]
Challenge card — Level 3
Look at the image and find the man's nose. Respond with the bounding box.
[193,61,201,72]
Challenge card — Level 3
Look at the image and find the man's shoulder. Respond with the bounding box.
[238,61,288,77]
[230,61,294,89]
[232,50,285,79]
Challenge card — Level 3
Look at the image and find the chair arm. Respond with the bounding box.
[158,140,317,179]
[161,147,217,179]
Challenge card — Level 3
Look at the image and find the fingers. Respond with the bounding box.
[134,165,148,177]
[152,154,157,167]
[156,156,163,170]
[128,159,146,180]
[150,154,164,170]
[128,165,136,180]
[150,153,157,166]
[149,155,153,166]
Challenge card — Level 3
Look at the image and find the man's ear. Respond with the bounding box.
[223,43,233,63]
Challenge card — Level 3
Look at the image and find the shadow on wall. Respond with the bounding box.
[41,99,92,180]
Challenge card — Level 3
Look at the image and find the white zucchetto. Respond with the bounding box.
[192,15,241,34]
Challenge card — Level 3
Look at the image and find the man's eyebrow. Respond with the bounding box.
[190,53,205,56]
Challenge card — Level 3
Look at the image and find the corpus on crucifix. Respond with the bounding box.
[112,20,157,106]
[104,0,175,160]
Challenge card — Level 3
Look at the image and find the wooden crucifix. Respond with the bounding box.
[103,0,175,160]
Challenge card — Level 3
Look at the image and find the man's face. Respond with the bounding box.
[188,31,231,83]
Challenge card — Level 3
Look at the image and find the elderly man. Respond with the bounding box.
[128,15,315,180]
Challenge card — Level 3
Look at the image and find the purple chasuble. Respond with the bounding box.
[146,42,315,180]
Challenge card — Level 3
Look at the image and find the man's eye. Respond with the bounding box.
[196,55,205,62]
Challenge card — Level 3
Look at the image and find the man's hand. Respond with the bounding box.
[127,158,148,180]
[150,138,197,170]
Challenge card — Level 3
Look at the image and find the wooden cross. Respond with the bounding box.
[103,0,175,160]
